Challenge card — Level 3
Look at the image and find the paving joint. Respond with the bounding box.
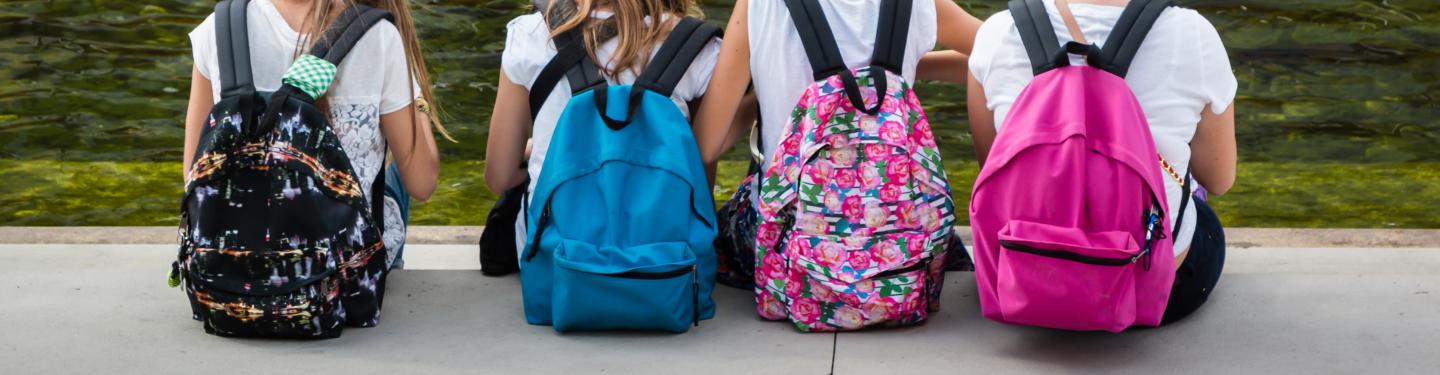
[2,226,1437,248]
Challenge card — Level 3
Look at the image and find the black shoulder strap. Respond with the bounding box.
[311,6,394,234]
[215,0,255,97]
[783,0,890,115]
[253,5,392,134]
[635,17,723,97]
[1171,167,1192,241]
[783,0,848,80]
[306,6,394,66]
[1097,0,1173,77]
[529,27,604,120]
[1010,0,1067,76]
[871,0,912,75]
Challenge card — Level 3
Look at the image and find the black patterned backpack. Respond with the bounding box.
[168,0,392,338]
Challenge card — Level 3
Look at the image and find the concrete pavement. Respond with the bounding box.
[2,244,1439,374]
[4,226,1438,248]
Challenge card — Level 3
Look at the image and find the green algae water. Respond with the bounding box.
[1,0,1436,227]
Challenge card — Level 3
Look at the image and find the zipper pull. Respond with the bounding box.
[167,261,182,288]
[691,265,700,327]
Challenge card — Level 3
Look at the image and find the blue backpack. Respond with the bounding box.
[519,18,722,332]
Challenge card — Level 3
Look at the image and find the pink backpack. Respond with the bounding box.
[970,0,1189,332]
[754,0,956,332]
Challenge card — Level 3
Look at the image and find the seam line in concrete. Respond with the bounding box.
[1,226,1438,248]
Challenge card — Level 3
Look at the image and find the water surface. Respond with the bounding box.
[1,0,1436,226]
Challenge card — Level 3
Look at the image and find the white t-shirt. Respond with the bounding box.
[500,12,722,258]
[747,0,938,165]
[969,1,1237,254]
[189,0,420,259]
[501,12,722,196]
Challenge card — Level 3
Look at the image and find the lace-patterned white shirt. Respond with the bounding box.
[189,0,419,262]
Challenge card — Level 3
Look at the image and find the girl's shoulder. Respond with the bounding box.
[506,13,549,39]
[501,13,555,88]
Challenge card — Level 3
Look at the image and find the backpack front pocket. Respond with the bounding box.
[183,266,344,338]
[994,220,1143,332]
[784,232,937,331]
[550,239,699,333]
[187,245,339,297]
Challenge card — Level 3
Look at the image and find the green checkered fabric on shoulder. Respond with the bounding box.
[282,54,338,99]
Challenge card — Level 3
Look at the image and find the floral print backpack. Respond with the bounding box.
[169,1,392,338]
[754,0,957,332]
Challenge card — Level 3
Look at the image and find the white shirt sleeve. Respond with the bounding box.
[189,14,218,83]
[912,0,938,60]
[967,11,1011,89]
[501,14,552,89]
[378,21,420,115]
[677,38,723,101]
[1191,13,1237,115]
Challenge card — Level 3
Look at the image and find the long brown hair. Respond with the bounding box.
[542,0,701,78]
[294,0,453,141]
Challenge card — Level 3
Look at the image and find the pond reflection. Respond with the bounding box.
[0,0,1436,227]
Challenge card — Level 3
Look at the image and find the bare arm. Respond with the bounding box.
[966,72,997,166]
[725,92,759,158]
[182,67,214,180]
[916,50,968,84]
[693,0,752,167]
[484,70,534,194]
[380,104,440,202]
[1189,104,1237,195]
[934,0,983,54]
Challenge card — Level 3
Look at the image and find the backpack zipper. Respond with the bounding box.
[999,240,1147,266]
[523,201,553,262]
[602,264,701,327]
[692,265,700,327]
[873,258,932,279]
[608,265,694,279]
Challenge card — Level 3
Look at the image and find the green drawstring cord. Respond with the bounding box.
[167,261,181,288]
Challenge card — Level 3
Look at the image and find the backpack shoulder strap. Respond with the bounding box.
[319,7,394,236]
[529,27,604,120]
[783,0,848,80]
[1010,0,1069,76]
[783,0,887,115]
[635,17,723,98]
[254,5,391,132]
[306,6,394,66]
[215,0,255,97]
[1097,0,1173,77]
[870,0,912,76]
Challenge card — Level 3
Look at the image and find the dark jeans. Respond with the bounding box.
[1161,197,1226,325]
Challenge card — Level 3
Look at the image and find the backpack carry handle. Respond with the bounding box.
[591,87,646,130]
[1012,0,1173,77]
[784,0,912,116]
[591,17,723,130]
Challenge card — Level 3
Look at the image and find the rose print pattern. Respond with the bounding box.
[754,67,957,332]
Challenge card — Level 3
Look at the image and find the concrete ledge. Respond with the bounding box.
[2,226,1437,248]
[2,245,1438,373]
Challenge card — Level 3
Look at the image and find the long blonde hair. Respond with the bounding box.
[294,0,453,141]
[542,0,701,78]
